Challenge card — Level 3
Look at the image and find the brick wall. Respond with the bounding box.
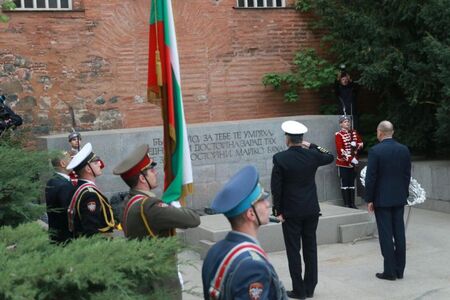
[0,0,325,134]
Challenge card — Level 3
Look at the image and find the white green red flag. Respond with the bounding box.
[147,0,193,205]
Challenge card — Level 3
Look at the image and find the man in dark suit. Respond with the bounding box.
[365,120,411,281]
[45,151,75,243]
[271,120,334,299]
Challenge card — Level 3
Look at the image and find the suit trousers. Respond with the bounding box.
[374,206,406,278]
[282,215,319,297]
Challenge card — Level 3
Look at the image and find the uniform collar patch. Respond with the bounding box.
[87,201,96,212]
[249,282,264,300]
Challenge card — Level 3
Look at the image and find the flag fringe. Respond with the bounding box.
[179,183,194,207]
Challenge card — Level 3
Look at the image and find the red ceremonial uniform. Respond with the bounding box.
[335,129,363,168]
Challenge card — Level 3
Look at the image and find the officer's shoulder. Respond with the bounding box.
[233,252,271,275]
[143,196,169,208]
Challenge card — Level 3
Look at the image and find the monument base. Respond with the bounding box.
[178,203,376,259]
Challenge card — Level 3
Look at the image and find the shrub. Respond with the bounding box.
[0,222,183,299]
[0,135,51,227]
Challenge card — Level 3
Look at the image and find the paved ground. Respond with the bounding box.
[179,207,450,300]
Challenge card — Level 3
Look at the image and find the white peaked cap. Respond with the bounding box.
[281,120,308,135]
[67,142,93,170]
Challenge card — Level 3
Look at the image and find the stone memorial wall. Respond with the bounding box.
[40,115,343,210]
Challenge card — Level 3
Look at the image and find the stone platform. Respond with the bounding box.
[180,203,376,259]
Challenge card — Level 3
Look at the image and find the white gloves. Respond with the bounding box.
[170,201,181,208]
[351,158,359,165]
[350,141,357,147]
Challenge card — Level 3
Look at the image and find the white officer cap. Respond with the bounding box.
[67,142,96,172]
[281,120,308,135]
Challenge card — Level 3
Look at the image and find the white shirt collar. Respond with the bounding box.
[55,172,70,181]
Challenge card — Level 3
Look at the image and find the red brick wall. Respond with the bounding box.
[0,0,325,134]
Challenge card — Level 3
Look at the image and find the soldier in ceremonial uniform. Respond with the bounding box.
[112,144,200,239]
[271,120,334,299]
[68,130,82,154]
[45,151,75,243]
[113,144,200,300]
[335,115,363,208]
[66,143,115,237]
[202,165,287,300]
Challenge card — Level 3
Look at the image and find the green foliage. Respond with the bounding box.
[0,135,52,227]
[319,103,338,115]
[294,0,450,156]
[0,0,16,22]
[0,222,183,299]
[262,48,336,102]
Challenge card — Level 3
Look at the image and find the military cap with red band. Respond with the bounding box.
[113,144,156,179]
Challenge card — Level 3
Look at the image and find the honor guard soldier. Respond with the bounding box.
[66,143,115,237]
[335,115,363,208]
[112,144,200,239]
[202,165,287,300]
[68,130,82,154]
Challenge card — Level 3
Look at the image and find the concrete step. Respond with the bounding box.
[339,221,377,243]
[181,203,375,259]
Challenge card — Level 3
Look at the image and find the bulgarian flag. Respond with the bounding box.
[147,0,193,205]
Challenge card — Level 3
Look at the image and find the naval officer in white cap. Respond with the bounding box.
[66,143,115,237]
[271,120,334,299]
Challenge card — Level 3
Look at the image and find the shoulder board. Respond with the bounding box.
[317,146,331,154]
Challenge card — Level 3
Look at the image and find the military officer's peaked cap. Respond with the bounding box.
[67,142,97,172]
[281,120,308,135]
[113,144,156,179]
[211,165,269,218]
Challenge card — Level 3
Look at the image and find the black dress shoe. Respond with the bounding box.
[375,273,396,281]
[306,292,314,298]
[286,290,306,299]
[396,273,403,279]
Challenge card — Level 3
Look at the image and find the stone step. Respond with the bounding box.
[339,221,377,243]
[181,203,375,259]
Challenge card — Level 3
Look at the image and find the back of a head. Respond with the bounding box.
[377,121,394,135]
[51,151,70,170]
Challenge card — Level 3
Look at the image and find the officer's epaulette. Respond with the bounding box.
[316,146,331,154]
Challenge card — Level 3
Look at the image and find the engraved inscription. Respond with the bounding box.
[148,128,285,163]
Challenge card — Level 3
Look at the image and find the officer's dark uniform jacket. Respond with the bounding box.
[202,231,287,300]
[45,172,75,243]
[271,144,334,218]
[69,179,115,237]
[122,189,200,239]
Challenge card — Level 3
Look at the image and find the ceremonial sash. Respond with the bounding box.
[67,182,96,233]
[122,194,145,236]
[209,242,268,300]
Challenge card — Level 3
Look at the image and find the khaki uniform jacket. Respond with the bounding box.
[123,189,200,239]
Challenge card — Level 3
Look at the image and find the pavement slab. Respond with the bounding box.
[180,207,450,300]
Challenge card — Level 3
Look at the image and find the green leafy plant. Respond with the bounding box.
[291,0,450,156]
[0,134,52,227]
[262,48,336,102]
[0,222,184,299]
[0,0,16,22]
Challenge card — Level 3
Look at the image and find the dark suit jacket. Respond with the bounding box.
[45,173,75,242]
[364,138,411,207]
[271,144,334,218]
